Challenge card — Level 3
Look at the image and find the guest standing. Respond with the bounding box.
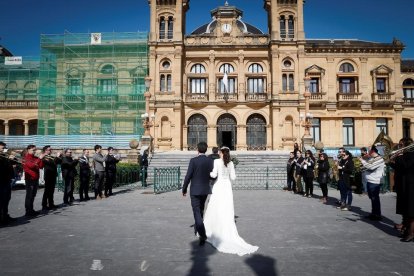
[41,145,61,210]
[293,150,304,195]
[337,150,354,211]
[141,149,149,184]
[105,147,120,197]
[285,152,296,192]
[23,144,45,217]
[0,142,16,225]
[93,145,106,199]
[79,149,91,201]
[61,148,78,205]
[303,150,315,197]
[317,153,330,204]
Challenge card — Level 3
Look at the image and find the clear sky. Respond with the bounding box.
[1,0,413,58]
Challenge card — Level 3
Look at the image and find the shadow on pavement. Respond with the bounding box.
[245,254,279,276]
[187,240,216,276]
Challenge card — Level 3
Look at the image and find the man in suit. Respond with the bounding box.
[182,142,214,246]
[61,148,78,205]
[92,145,106,199]
[79,149,91,201]
[104,147,120,197]
[41,145,62,210]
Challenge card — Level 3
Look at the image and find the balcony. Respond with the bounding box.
[0,100,38,109]
[371,93,394,107]
[336,92,363,107]
[403,97,414,106]
[215,93,238,102]
[64,94,85,102]
[309,92,328,107]
[185,93,208,102]
[246,92,268,102]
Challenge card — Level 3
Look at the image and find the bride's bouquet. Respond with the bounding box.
[231,155,239,167]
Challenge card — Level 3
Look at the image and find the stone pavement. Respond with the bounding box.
[0,186,413,276]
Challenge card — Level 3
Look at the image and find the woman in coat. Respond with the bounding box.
[302,150,316,198]
[317,153,330,204]
[337,150,354,211]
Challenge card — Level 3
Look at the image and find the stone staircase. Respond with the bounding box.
[147,150,290,185]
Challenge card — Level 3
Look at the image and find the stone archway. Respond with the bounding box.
[187,114,207,151]
[217,114,237,150]
[246,114,267,150]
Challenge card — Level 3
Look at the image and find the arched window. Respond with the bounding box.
[101,64,115,74]
[191,64,206,73]
[339,63,354,73]
[403,78,414,102]
[159,16,173,40]
[187,114,207,150]
[189,64,207,94]
[282,59,294,92]
[280,15,286,39]
[246,114,267,150]
[161,116,171,138]
[159,16,166,39]
[167,16,174,39]
[288,15,295,39]
[247,63,265,94]
[5,81,18,100]
[280,14,295,40]
[219,63,234,73]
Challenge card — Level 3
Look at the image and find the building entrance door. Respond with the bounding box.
[217,114,237,150]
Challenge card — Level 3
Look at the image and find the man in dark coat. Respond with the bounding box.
[61,148,78,205]
[78,149,91,201]
[0,142,16,225]
[182,142,214,246]
[41,145,62,210]
[141,149,149,185]
[104,147,120,197]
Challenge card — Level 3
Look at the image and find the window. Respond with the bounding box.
[339,63,354,73]
[101,65,115,74]
[159,17,165,39]
[279,14,295,39]
[98,79,117,93]
[247,63,264,93]
[376,78,386,93]
[162,61,170,69]
[167,17,173,39]
[339,78,355,93]
[343,118,355,146]
[403,119,411,139]
[160,74,172,92]
[68,78,81,94]
[310,78,319,93]
[282,74,294,92]
[167,75,172,91]
[189,64,207,94]
[160,75,166,92]
[219,64,234,73]
[403,78,414,101]
[219,64,236,93]
[311,118,321,143]
[376,118,388,135]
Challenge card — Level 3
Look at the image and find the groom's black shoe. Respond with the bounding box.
[199,236,207,246]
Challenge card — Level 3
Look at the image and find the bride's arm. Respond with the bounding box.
[229,162,236,181]
[210,159,218,178]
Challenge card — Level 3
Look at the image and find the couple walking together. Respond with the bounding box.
[182,142,258,256]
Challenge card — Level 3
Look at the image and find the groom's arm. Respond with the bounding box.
[182,158,195,196]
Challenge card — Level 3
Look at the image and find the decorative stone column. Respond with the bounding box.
[207,124,217,149]
[4,121,9,135]
[237,125,247,150]
[24,121,29,136]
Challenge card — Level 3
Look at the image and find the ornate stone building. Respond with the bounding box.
[147,0,414,151]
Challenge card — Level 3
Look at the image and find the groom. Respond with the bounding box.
[182,141,214,246]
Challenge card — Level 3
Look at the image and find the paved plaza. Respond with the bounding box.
[0,186,413,276]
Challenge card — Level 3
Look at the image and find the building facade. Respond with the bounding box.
[147,0,414,151]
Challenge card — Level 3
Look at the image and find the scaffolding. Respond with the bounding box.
[38,31,149,136]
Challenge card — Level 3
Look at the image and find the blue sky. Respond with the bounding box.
[1,0,413,58]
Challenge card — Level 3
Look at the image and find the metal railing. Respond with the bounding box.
[153,167,181,194]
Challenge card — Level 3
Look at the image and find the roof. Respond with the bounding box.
[0,45,13,57]
[402,60,414,72]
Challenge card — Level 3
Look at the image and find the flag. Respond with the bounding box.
[223,71,229,93]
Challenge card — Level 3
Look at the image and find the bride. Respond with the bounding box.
[204,146,259,256]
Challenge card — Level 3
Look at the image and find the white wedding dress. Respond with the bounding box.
[204,158,259,256]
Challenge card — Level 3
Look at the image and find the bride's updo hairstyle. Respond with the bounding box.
[221,146,231,167]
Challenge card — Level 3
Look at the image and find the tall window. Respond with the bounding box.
[247,63,264,93]
[403,119,411,139]
[159,17,166,39]
[376,78,386,93]
[309,78,319,93]
[98,79,117,93]
[160,74,172,92]
[282,74,294,92]
[403,78,414,101]
[189,64,207,94]
[376,118,388,135]
[68,78,81,94]
[279,14,295,39]
[343,118,355,146]
[219,64,236,93]
[167,17,173,39]
[101,64,115,74]
[311,118,321,143]
[339,78,355,93]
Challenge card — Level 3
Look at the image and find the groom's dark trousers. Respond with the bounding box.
[182,154,214,239]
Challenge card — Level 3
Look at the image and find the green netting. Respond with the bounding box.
[38,31,149,136]
[0,56,40,101]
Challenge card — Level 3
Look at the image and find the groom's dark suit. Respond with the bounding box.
[182,154,214,241]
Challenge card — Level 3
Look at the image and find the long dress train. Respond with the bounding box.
[204,158,259,256]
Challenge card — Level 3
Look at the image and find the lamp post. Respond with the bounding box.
[302,75,313,150]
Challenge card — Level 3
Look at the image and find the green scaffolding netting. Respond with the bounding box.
[38,31,149,136]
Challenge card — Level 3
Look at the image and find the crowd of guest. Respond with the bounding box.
[0,142,120,225]
[285,139,414,242]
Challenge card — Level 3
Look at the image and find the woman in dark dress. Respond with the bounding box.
[337,150,354,211]
[317,153,330,204]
